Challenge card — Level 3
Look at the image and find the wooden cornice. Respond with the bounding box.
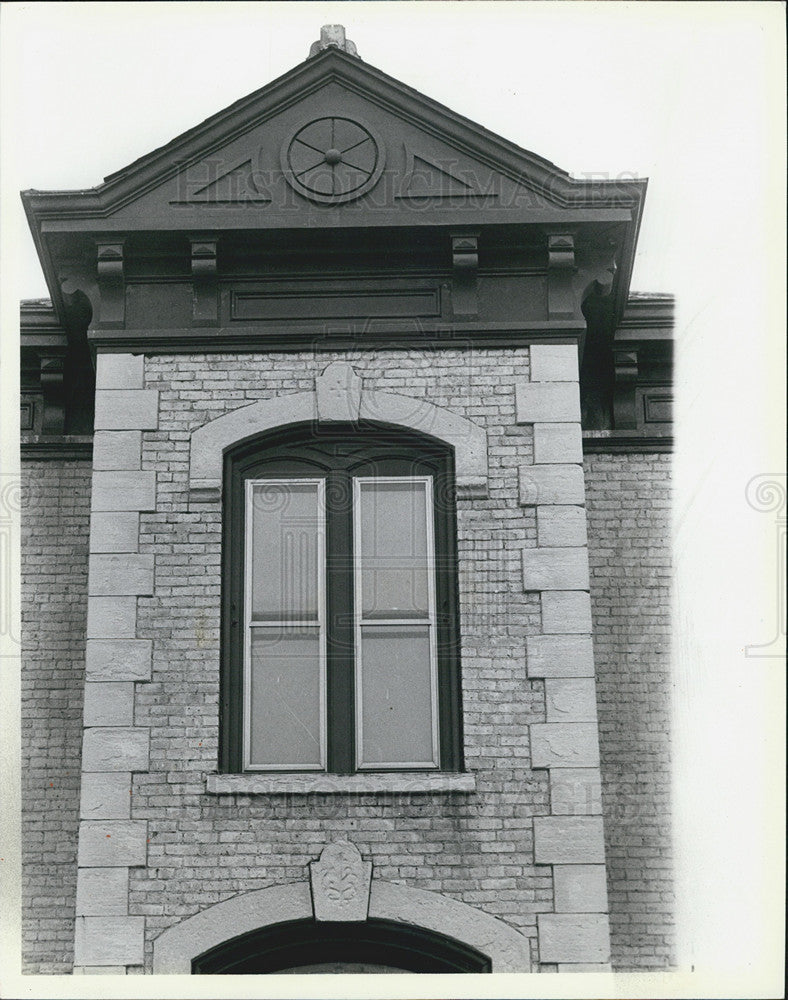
[22,47,646,334]
[22,50,645,220]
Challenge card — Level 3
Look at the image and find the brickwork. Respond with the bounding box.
[18,356,674,974]
[584,451,674,970]
[20,460,91,973]
[129,347,557,970]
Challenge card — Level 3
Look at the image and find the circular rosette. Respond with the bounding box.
[283,117,385,203]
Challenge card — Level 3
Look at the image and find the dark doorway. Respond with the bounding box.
[192,917,492,973]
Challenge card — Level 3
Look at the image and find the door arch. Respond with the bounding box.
[191,917,491,973]
[152,880,532,972]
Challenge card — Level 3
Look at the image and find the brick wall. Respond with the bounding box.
[133,348,555,970]
[584,451,674,970]
[18,361,674,973]
[21,460,91,973]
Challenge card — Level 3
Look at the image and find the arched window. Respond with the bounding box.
[192,918,491,973]
[220,422,462,774]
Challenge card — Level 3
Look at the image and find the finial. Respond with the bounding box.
[309,25,360,58]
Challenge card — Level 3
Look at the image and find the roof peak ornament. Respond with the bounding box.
[309,24,360,59]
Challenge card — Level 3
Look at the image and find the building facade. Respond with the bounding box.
[19,28,674,974]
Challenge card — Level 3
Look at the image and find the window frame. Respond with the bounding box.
[352,475,440,771]
[242,477,327,771]
[220,421,463,775]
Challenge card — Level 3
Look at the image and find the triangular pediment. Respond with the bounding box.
[23,48,644,235]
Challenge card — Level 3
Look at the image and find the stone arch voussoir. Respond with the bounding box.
[152,880,531,973]
[188,372,489,504]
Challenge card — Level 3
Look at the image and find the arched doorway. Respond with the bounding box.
[191,917,491,973]
[151,881,532,973]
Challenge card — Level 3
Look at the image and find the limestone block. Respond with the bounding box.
[545,678,598,722]
[94,390,158,431]
[88,555,153,597]
[456,476,489,500]
[529,344,579,382]
[516,382,580,424]
[537,506,587,547]
[86,639,152,681]
[519,465,585,506]
[76,868,129,916]
[80,772,132,820]
[83,683,135,727]
[96,353,144,390]
[93,431,142,471]
[537,914,611,964]
[549,768,603,816]
[534,423,583,464]
[78,820,147,867]
[541,592,593,634]
[90,512,140,554]
[82,727,150,772]
[533,816,605,864]
[316,362,362,422]
[527,635,594,677]
[91,471,156,513]
[207,772,477,795]
[87,596,137,640]
[522,547,589,591]
[553,865,609,913]
[530,723,600,768]
[75,916,145,966]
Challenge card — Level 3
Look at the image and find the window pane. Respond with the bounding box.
[248,627,322,767]
[250,482,321,621]
[358,480,429,619]
[359,625,435,766]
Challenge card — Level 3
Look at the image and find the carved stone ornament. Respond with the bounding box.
[281,116,385,204]
[316,361,362,422]
[309,840,373,922]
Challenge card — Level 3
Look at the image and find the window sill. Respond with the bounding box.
[205,772,476,795]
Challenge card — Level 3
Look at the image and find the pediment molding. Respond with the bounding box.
[23,49,644,224]
[23,48,647,346]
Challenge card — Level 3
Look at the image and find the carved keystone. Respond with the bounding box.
[309,840,372,922]
[315,362,362,422]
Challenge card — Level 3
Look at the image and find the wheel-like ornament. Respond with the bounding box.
[283,117,384,204]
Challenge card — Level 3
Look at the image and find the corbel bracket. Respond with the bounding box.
[546,232,577,319]
[191,237,219,326]
[451,232,479,317]
[39,351,67,434]
[96,242,125,328]
[613,347,639,429]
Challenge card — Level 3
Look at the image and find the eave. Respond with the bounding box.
[21,46,647,336]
